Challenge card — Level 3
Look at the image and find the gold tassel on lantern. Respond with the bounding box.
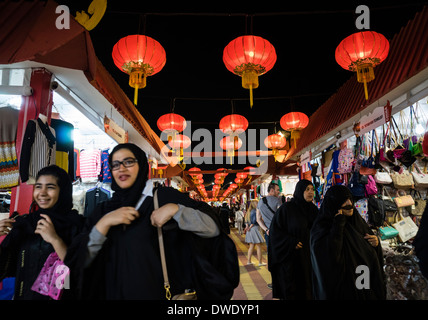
[242,70,259,108]
[291,130,301,148]
[356,64,375,100]
[129,67,147,105]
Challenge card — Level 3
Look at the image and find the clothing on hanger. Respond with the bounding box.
[0,107,19,188]
[19,118,56,184]
[84,185,111,217]
[79,149,101,182]
[50,118,75,181]
[99,149,112,183]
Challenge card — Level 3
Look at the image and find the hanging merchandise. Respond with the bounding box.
[99,148,112,183]
[337,146,354,174]
[411,163,428,188]
[392,212,419,242]
[390,170,414,189]
[50,118,75,181]
[379,225,399,240]
[0,107,19,189]
[19,116,57,184]
[84,183,111,217]
[79,149,101,182]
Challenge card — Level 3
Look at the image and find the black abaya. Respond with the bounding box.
[268,179,318,300]
[310,185,386,300]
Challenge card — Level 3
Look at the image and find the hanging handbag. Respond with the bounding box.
[390,170,414,189]
[406,190,427,216]
[392,212,419,242]
[365,174,378,196]
[375,171,393,184]
[411,163,428,188]
[393,194,415,208]
[379,225,399,240]
[155,189,197,300]
[31,252,69,300]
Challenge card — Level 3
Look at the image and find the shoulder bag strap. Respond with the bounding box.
[155,189,172,300]
[262,197,276,214]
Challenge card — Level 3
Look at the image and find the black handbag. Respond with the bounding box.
[368,196,386,227]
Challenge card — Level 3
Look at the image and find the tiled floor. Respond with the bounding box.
[229,228,273,300]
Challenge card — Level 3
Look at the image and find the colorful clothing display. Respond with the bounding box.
[0,107,19,189]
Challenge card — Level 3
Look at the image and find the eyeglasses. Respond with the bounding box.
[110,158,138,171]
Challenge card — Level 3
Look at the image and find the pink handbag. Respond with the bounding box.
[31,252,69,300]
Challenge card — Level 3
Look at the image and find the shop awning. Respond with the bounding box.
[292,5,428,158]
[0,0,166,156]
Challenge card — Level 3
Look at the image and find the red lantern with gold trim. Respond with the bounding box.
[219,114,248,135]
[335,31,389,100]
[157,112,187,145]
[223,35,277,108]
[112,35,166,105]
[280,112,309,148]
[264,133,287,161]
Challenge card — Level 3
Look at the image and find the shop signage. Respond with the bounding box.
[354,101,392,136]
[104,116,128,143]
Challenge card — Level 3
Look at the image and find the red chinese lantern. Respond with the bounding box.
[219,114,248,134]
[157,112,187,145]
[220,136,242,165]
[264,133,287,161]
[168,134,191,161]
[264,133,286,152]
[223,35,277,108]
[112,35,166,105]
[236,172,248,180]
[335,31,389,100]
[280,112,309,148]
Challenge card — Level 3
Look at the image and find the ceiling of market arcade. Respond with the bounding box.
[48,1,428,188]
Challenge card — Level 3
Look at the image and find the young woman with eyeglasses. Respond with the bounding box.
[64,143,238,300]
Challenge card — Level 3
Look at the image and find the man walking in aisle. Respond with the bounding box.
[256,182,282,290]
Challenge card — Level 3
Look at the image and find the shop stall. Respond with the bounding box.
[287,6,428,300]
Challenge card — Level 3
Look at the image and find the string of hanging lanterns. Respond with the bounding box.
[112,13,391,183]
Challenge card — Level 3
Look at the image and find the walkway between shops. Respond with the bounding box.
[229,228,273,300]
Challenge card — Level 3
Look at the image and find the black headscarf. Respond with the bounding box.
[106,143,149,209]
[268,179,318,299]
[310,185,386,300]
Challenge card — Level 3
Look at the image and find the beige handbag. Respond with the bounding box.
[154,189,197,300]
[390,170,414,189]
[393,194,415,208]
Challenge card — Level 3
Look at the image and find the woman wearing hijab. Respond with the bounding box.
[268,179,318,300]
[310,185,386,300]
[0,165,84,299]
[65,143,237,300]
